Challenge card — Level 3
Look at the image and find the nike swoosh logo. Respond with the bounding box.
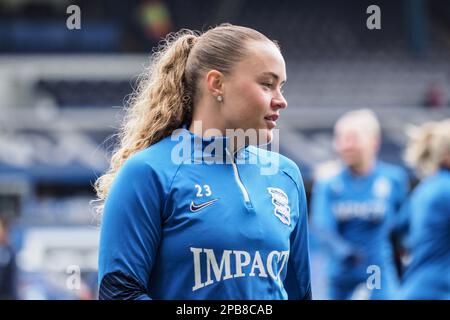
[190,198,219,212]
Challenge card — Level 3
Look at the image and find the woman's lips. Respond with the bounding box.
[264,114,279,129]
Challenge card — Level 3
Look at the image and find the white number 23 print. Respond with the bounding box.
[195,184,212,197]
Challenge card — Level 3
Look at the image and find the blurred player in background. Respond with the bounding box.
[311,109,409,300]
[95,24,311,300]
[395,119,450,299]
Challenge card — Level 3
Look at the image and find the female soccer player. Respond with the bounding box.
[397,119,450,299]
[311,109,409,300]
[95,24,311,300]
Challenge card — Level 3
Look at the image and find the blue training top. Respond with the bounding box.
[98,128,311,300]
[398,168,450,299]
[311,161,409,298]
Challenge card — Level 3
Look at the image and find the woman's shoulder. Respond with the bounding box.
[376,161,408,181]
[247,145,299,168]
[246,146,304,187]
[410,171,450,213]
[422,170,450,198]
[120,136,186,177]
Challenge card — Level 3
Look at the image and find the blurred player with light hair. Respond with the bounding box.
[395,119,450,299]
[311,109,409,300]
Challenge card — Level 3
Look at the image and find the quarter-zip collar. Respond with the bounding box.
[173,126,247,163]
[173,126,254,209]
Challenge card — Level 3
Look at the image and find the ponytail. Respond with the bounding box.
[94,30,198,214]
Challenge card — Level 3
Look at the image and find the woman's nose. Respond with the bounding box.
[271,94,287,110]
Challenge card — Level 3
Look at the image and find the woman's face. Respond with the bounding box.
[220,40,287,144]
[334,126,378,168]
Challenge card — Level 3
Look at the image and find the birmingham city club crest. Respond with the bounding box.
[267,187,291,226]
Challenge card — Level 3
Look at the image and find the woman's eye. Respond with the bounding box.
[262,83,272,88]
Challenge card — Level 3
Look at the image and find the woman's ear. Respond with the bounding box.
[442,151,450,168]
[205,70,224,98]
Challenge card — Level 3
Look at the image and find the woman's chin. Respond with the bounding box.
[258,128,272,146]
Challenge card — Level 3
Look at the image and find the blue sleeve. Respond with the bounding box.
[409,185,450,251]
[394,169,410,209]
[310,180,358,261]
[389,198,412,249]
[387,169,411,241]
[311,180,335,230]
[284,171,312,300]
[98,156,165,300]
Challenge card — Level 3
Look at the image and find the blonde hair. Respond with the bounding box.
[94,24,276,215]
[404,118,450,177]
[334,109,381,139]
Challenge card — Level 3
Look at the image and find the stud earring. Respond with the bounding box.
[216,95,223,102]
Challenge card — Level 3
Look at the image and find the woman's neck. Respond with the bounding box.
[349,159,376,176]
[188,120,247,154]
[189,101,225,137]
